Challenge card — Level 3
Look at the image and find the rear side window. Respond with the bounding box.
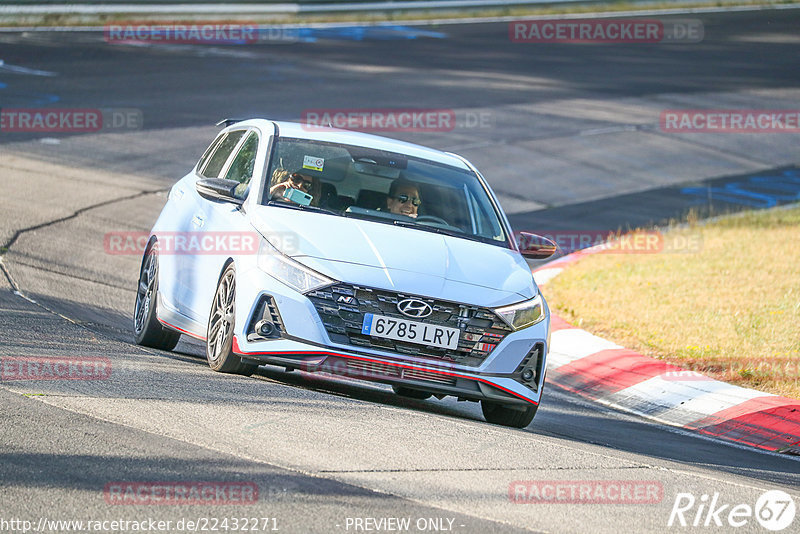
[199,130,246,178]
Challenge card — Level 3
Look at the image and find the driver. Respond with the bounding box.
[386,177,422,218]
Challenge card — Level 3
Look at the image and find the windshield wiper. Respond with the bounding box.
[391,220,485,243]
[266,201,338,216]
[343,209,390,222]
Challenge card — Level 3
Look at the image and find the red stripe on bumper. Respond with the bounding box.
[232,336,537,405]
[159,319,205,341]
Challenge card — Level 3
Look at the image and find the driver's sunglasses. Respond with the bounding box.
[290,173,313,191]
[393,194,421,207]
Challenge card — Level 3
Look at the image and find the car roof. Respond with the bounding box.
[225,119,471,171]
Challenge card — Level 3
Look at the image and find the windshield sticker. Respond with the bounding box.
[303,155,324,172]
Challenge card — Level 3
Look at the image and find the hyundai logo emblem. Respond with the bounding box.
[397,298,433,318]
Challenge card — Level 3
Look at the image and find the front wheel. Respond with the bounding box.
[206,264,258,376]
[133,243,180,351]
[481,400,538,428]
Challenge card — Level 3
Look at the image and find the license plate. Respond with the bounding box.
[361,313,459,350]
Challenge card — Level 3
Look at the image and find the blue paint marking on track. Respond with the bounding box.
[107,24,447,45]
[29,93,60,105]
[0,78,60,105]
[680,169,800,208]
[107,25,446,45]
[289,25,447,42]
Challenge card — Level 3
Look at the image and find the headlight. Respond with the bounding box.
[495,294,545,330]
[257,240,334,294]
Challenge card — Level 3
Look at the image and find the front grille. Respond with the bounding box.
[342,360,457,386]
[306,283,512,366]
[345,360,402,379]
[401,368,457,385]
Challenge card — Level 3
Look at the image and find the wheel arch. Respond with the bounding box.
[137,235,159,273]
[216,257,236,283]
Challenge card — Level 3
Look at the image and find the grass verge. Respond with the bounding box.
[543,204,800,399]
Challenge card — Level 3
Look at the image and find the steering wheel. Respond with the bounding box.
[415,215,449,225]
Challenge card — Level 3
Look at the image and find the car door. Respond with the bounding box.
[170,129,247,322]
[156,130,228,319]
[185,129,265,324]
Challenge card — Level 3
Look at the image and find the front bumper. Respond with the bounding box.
[233,263,549,406]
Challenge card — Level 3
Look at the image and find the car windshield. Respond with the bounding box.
[260,137,510,247]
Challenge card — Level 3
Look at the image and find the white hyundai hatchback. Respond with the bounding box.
[134,119,556,428]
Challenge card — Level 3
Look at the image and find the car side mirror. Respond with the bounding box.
[196,178,244,205]
[516,232,557,260]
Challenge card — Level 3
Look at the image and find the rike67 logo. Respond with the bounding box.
[668,490,796,531]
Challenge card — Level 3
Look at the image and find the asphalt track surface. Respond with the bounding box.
[1,9,799,534]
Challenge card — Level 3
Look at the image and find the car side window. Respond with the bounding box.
[225,132,258,183]
[199,130,246,178]
[196,133,225,173]
[466,189,503,240]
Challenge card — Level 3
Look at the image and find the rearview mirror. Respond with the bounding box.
[196,178,244,205]
[516,232,557,260]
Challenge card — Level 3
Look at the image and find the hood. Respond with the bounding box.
[250,206,536,303]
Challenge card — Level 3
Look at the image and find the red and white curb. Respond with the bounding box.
[534,251,800,455]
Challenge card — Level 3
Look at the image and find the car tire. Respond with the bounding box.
[134,243,181,351]
[481,400,538,428]
[392,385,433,400]
[206,263,258,376]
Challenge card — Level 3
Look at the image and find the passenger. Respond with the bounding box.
[269,169,321,206]
[385,177,422,218]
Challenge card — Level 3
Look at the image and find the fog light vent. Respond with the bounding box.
[247,295,284,340]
